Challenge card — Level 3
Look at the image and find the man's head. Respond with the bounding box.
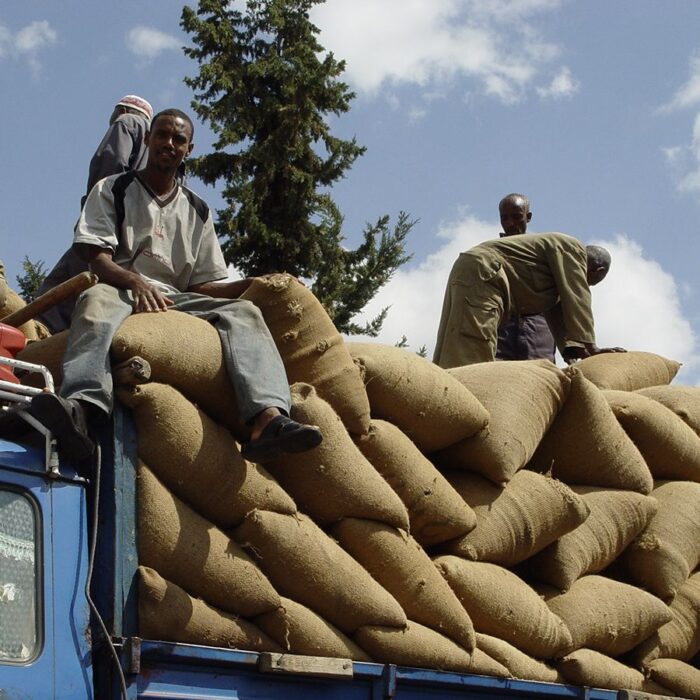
[586,245,611,286]
[145,109,195,173]
[499,193,532,237]
[109,95,153,125]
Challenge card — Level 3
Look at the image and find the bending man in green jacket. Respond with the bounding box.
[433,232,625,368]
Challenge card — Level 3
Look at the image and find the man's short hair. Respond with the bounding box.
[151,109,195,140]
[499,193,530,211]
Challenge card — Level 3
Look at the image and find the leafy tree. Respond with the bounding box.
[181,0,413,334]
[16,256,46,303]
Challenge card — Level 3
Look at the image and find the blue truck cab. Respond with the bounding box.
[0,397,640,700]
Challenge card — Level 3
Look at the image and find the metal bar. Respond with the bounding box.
[0,356,55,392]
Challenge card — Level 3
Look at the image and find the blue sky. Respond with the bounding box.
[3,1,700,381]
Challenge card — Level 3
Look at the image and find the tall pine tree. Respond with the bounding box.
[181,0,413,334]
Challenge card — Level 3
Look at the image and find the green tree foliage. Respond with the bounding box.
[16,256,46,303]
[181,0,413,334]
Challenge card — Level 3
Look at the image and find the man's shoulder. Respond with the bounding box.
[180,185,211,224]
[529,231,583,248]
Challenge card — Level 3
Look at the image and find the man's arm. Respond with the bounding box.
[85,247,172,313]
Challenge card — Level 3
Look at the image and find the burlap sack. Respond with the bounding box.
[475,634,562,682]
[233,510,406,634]
[331,518,475,651]
[556,649,672,693]
[434,556,572,659]
[631,572,700,665]
[605,390,700,482]
[443,470,589,566]
[266,384,408,529]
[544,575,672,656]
[137,463,280,618]
[111,310,245,434]
[434,360,570,484]
[620,481,700,600]
[645,659,700,698]
[0,287,43,341]
[17,331,68,387]
[576,351,681,391]
[241,274,370,435]
[347,342,489,452]
[355,420,476,546]
[119,383,295,528]
[637,385,700,437]
[354,622,509,676]
[523,487,658,591]
[530,368,653,494]
[254,597,371,661]
[138,566,282,652]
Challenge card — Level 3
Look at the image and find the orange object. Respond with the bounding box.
[0,323,26,384]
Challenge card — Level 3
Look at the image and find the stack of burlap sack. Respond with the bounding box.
[17,273,700,697]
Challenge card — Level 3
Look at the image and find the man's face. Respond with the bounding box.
[145,115,193,171]
[499,200,531,237]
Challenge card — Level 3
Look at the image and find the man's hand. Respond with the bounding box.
[563,343,627,364]
[130,277,173,313]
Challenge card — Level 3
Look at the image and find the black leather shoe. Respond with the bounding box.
[29,393,95,461]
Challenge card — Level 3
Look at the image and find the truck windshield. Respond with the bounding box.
[0,489,38,663]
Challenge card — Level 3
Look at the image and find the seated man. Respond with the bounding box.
[433,231,625,369]
[30,108,322,463]
[495,193,556,363]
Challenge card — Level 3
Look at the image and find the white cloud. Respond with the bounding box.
[660,53,700,113]
[0,20,57,73]
[126,26,180,60]
[536,66,579,100]
[311,0,574,105]
[349,215,698,381]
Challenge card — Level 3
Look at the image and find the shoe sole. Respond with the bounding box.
[241,425,323,463]
[30,393,94,461]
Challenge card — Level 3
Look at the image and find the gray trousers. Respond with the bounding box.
[61,283,291,422]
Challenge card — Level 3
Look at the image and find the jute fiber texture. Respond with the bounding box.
[631,571,700,665]
[620,481,700,600]
[241,274,370,435]
[137,463,280,618]
[265,383,409,529]
[443,470,589,566]
[475,634,562,683]
[354,622,508,677]
[233,510,406,634]
[120,382,295,528]
[17,331,68,386]
[576,351,681,391]
[523,486,658,591]
[530,367,653,494]
[111,310,245,433]
[347,342,489,452]
[645,659,700,699]
[331,517,475,651]
[605,389,700,482]
[254,597,371,661]
[0,287,44,340]
[138,566,282,652]
[637,384,700,437]
[355,419,476,546]
[434,556,572,659]
[436,360,570,485]
[556,649,672,693]
[544,575,673,656]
